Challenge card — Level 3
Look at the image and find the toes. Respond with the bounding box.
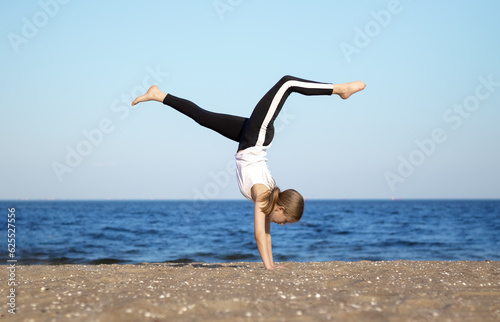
[132,95,144,106]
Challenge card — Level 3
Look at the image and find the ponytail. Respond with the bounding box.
[260,186,281,215]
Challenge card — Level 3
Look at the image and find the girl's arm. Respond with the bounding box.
[252,184,276,270]
[254,200,274,269]
[265,218,285,269]
[265,215,275,267]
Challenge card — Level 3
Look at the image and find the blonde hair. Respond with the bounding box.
[259,187,304,222]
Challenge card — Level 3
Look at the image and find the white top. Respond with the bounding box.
[235,145,275,201]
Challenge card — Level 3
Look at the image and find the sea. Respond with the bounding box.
[2,200,499,265]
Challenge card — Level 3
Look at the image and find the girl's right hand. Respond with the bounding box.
[268,265,285,270]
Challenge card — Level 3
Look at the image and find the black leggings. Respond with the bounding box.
[163,75,334,151]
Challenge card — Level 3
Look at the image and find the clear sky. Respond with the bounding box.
[1,0,499,200]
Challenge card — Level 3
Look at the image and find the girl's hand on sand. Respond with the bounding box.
[269,265,285,270]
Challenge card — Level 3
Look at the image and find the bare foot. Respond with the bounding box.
[131,85,166,106]
[333,81,366,100]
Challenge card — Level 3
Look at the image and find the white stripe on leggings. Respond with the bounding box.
[255,80,333,147]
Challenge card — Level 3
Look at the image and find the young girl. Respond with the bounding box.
[132,75,365,269]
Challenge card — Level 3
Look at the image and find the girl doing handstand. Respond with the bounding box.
[132,75,366,269]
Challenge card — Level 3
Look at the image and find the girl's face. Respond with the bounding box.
[270,206,289,225]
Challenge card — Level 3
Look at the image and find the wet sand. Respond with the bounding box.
[2,261,499,321]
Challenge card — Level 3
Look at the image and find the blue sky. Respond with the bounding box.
[1,0,499,200]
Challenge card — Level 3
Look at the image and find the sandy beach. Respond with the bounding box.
[2,261,499,321]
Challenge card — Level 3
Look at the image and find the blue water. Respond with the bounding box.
[1,200,499,264]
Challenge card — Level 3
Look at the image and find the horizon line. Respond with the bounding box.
[1,198,499,201]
